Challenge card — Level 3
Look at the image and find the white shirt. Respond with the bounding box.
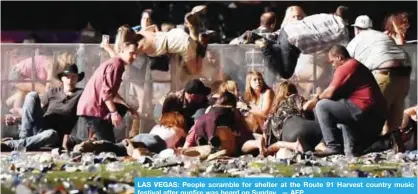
[149,125,183,148]
[346,29,408,70]
[152,28,197,64]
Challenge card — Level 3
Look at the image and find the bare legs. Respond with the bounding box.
[267,138,304,154]
[241,133,267,157]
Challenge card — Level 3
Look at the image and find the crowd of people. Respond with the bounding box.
[1,4,416,160]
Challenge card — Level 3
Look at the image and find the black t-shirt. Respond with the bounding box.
[41,87,83,136]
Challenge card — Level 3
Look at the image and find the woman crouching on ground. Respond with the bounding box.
[263,81,323,154]
[183,91,267,157]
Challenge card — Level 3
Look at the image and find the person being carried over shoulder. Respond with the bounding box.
[101,5,210,76]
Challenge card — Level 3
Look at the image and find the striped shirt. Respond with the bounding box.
[283,13,349,54]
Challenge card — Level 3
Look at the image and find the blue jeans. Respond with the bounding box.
[71,103,128,144]
[5,129,58,150]
[8,92,59,150]
[314,99,384,155]
[261,30,301,79]
[19,92,44,138]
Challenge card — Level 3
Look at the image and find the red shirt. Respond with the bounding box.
[329,59,386,114]
[185,108,254,147]
[77,57,125,119]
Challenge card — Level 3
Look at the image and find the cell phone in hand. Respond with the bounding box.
[102,35,110,43]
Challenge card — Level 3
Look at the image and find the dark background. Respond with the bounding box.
[2,1,417,41]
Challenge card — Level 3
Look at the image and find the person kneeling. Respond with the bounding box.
[304,45,387,157]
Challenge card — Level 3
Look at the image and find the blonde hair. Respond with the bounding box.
[55,52,75,72]
[114,25,135,53]
[270,81,298,114]
[280,6,306,28]
[217,80,239,97]
[244,71,270,103]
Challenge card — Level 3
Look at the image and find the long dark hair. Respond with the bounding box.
[270,81,298,114]
[215,91,238,107]
[162,95,183,114]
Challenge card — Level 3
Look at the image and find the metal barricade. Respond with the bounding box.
[1,43,416,139]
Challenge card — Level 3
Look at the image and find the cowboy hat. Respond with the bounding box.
[56,64,85,82]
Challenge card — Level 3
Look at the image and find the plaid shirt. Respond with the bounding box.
[229,26,276,45]
[283,14,349,54]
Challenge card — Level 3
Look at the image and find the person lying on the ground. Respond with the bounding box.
[67,111,186,156]
[183,91,266,157]
[68,40,139,148]
[2,64,84,151]
[256,6,349,79]
[303,45,388,157]
[6,50,74,115]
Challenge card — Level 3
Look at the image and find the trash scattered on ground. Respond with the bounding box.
[1,149,416,193]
